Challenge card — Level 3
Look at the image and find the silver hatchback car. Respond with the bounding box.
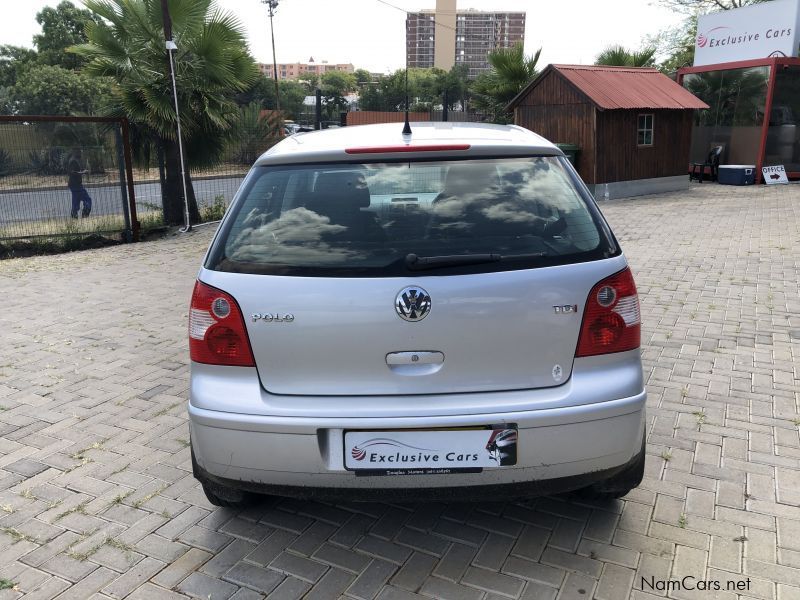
[189,122,646,506]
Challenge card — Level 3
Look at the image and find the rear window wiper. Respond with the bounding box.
[405,252,545,271]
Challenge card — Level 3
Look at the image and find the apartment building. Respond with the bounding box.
[406,1,526,78]
[259,59,355,81]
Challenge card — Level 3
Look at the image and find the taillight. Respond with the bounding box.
[575,267,641,357]
[189,281,254,367]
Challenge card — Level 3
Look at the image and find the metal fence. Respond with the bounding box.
[0,107,492,245]
[0,116,137,242]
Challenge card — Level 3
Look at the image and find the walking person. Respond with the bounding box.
[67,149,92,218]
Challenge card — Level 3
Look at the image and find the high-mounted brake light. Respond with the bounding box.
[575,268,641,357]
[189,281,254,367]
[344,144,471,154]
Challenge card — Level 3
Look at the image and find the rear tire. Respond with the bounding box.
[201,482,255,508]
[578,438,646,501]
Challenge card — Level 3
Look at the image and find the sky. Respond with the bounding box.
[1,0,687,73]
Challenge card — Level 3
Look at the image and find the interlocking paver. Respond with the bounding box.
[1,183,798,599]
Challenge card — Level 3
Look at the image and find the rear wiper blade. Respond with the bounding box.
[404,252,546,271]
[405,253,500,271]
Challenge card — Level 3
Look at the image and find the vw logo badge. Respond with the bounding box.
[395,286,431,322]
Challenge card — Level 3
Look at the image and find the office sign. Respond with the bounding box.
[762,165,789,185]
[694,0,800,66]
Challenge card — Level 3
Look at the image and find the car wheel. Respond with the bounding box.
[578,437,646,501]
[201,482,255,508]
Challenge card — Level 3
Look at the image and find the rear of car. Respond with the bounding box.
[189,123,646,504]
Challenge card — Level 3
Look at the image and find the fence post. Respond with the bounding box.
[114,125,133,242]
[120,119,140,241]
[443,90,449,122]
[315,89,322,130]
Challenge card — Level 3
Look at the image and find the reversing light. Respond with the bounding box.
[189,281,254,367]
[596,285,617,307]
[575,268,640,357]
[211,297,231,319]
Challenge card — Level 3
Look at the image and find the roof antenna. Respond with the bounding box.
[402,66,412,135]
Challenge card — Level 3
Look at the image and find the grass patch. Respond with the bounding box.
[153,402,182,418]
[661,450,672,462]
[0,210,164,259]
[70,440,106,460]
[693,411,707,427]
[132,484,168,509]
[678,514,687,528]
[55,500,89,522]
[1,527,36,544]
[105,537,135,553]
[64,457,94,474]
[109,490,133,507]
[0,578,17,591]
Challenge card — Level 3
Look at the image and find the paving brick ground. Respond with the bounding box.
[0,182,798,600]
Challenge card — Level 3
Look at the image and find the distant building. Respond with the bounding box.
[259,58,355,81]
[406,0,526,78]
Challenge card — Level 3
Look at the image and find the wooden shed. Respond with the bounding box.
[507,65,709,199]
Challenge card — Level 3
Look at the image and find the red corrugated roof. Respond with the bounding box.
[509,64,709,111]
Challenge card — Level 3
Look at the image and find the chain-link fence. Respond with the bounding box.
[0,107,493,246]
[0,116,137,242]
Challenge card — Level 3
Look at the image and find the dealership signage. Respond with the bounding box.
[694,0,800,66]
[762,165,789,185]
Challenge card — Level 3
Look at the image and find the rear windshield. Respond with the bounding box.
[206,157,617,277]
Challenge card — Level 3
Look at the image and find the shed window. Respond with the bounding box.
[637,114,654,146]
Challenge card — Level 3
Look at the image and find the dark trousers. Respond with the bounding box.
[70,187,92,217]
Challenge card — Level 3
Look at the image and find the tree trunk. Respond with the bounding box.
[160,137,199,226]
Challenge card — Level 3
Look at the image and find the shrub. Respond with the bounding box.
[200,195,227,222]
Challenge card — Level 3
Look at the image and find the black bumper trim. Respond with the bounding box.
[192,448,642,503]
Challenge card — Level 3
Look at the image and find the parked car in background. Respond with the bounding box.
[188,122,646,506]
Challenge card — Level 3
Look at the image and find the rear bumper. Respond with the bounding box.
[193,441,645,502]
[189,386,647,496]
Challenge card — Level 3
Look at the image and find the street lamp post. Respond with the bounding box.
[160,0,191,232]
[261,0,280,114]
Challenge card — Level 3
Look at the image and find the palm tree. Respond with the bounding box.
[72,0,258,225]
[471,42,542,124]
[595,45,657,68]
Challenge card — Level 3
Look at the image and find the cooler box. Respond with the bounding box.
[718,165,755,186]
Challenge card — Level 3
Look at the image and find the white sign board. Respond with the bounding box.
[762,165,789,184]
[694,0,800,66]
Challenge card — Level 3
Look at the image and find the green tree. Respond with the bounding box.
[297,71,320,90]
[471,42,542,124]
[235,76,274,108]
[279,80,308,121]
[236,77,308,121]
[595,45,657,67]
[658,0,768,12]
[435,65,469,110]
[11,64,111,115]
[354,68,373,86]
[73,0,259,225]
[320,71,356,120]
[653,0,771,72]
[652,17,698,74]
[34,1,100,70]
[0,45,37,88]
[227,102,282,165]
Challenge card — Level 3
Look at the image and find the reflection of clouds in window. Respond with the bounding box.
[482,202,543,224]
[227,208,361,265]
[365,165,443,195]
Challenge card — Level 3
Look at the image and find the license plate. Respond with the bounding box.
[344,424,517,475]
